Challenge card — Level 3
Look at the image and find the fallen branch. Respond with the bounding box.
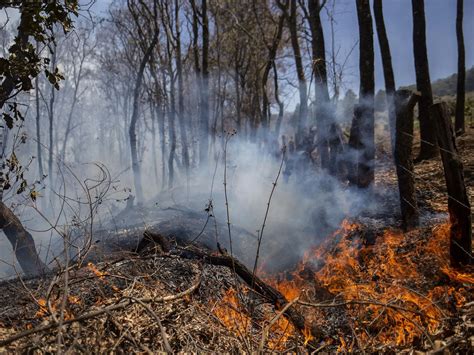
[0,268,202,348]
[174,246,323,347]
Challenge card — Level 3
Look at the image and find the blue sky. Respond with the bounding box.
[90,0,473,95]
[322,0,474,93]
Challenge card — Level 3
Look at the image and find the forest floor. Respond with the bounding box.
[0,127,472,353]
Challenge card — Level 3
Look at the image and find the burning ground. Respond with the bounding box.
[0,132,473,353]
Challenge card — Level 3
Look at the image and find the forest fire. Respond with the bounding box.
[213,219,473,349]
[0,0,472,353]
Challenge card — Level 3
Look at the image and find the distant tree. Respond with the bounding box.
[412,0,437,161]
[455,0,465,135]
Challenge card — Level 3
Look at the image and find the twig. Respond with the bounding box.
[127,297,173,353]
[259,296,299,352]
[251,146,286,287]
[0,269,201,347]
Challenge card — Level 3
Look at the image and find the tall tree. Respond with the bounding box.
[455,0,465,135]
[412,0,437,161]
[128,0,159,203]
[174,0,190,176]
[304,0,336,171]
[350,0,375,188]
[278,0,308,147]
[373,0,396,152]
[199,0,210,165]
[47,43,56,191]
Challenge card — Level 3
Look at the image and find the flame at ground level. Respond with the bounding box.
[213,220,473,350]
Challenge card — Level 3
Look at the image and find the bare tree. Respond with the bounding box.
[412,0,437,161]
[278,0,308,147]
[455,0,465,135]
[373,0,396,152]
[349,0,374,188]
[128,0,159,204]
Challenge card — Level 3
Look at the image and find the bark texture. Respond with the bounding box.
[431,102,472,266]
[455,0,465,135]
[0,202,48,275]
[373,0,396,152]
[394,90,420,230]
[412,0,437,160]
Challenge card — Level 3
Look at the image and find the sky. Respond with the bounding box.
[2,0,472,96]
[322,0,474,94]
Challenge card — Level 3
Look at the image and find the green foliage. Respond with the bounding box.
[0,1,78,100]
[0,1,78,197]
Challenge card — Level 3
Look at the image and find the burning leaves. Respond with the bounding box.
[210,218,473,352]
[265,219,473,349]
[0,219,472,353]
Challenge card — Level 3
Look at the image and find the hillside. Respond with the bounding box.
[401,67,474,96]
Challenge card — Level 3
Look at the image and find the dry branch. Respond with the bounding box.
[172,245,323,347]
[0,268,202,347]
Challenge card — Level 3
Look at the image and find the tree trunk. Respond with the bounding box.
[308,0,331,170]
[168,67,177,189]
[35,74,44,180]
[412,0,437,161]
[0,202,48,275]
[48,47,56,191]
[150,103,159,186]
[199,0,210,165]
[280,0,308,147]
[353,0,375,187]
[0,5,48,275]
[261,14,285,131]
[129,27,159,204]
[455,0,465,135]
[394,90,420,230]
[373,0,396,153]
[273,62,284,139]
[175,0,190,177]
[431,102,472,266]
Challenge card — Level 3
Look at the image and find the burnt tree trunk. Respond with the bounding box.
[394,90,420,230]
[455,0,465,135]
[279,0,308,147]
[0,202,48,275]
[273,62,284,139]
[412,0,437,161]
[351,0,374,188]
[261,14,285,131]
[307,0,333,172]
[373,0,396,153]
[431,102,472,266]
